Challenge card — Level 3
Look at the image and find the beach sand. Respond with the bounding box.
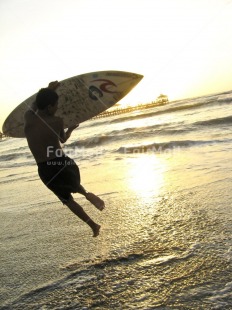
[1,90,232,309]
[1,144,232,309]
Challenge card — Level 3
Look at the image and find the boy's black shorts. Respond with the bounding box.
[37,155,81,203]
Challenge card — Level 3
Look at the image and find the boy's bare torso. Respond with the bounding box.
[24,111,64,163]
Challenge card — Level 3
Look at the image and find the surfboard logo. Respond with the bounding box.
[89,86,103,101]
[89,79,118,100]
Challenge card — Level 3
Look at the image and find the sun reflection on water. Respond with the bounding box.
[125,154,166,199]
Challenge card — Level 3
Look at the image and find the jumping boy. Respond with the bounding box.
[24,81,105,237]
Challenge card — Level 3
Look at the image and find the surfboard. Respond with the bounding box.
[2,70,143,138]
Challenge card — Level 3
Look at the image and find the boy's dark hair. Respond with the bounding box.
[36,88,59,110]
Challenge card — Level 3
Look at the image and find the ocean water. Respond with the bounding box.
[0,90,232,309]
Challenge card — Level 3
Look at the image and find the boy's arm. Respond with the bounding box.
[60,123,79,143]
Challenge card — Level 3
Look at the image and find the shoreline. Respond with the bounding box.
[1,162,231,309]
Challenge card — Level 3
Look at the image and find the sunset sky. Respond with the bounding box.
[1,0,232,129]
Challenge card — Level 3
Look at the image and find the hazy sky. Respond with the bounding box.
[1,0,232,129]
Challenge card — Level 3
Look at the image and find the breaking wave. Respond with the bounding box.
[117,138,231,154]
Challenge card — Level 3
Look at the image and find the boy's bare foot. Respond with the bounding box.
[86,192,105,211]
[92,224,101,237]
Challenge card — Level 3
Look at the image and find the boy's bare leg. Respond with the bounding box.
[65,198,101,237]
[85,192,105,211]
[76,185,105,211]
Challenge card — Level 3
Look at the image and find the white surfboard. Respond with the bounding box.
[2,70,143,138]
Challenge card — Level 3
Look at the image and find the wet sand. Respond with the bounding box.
[1,146,232,309]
